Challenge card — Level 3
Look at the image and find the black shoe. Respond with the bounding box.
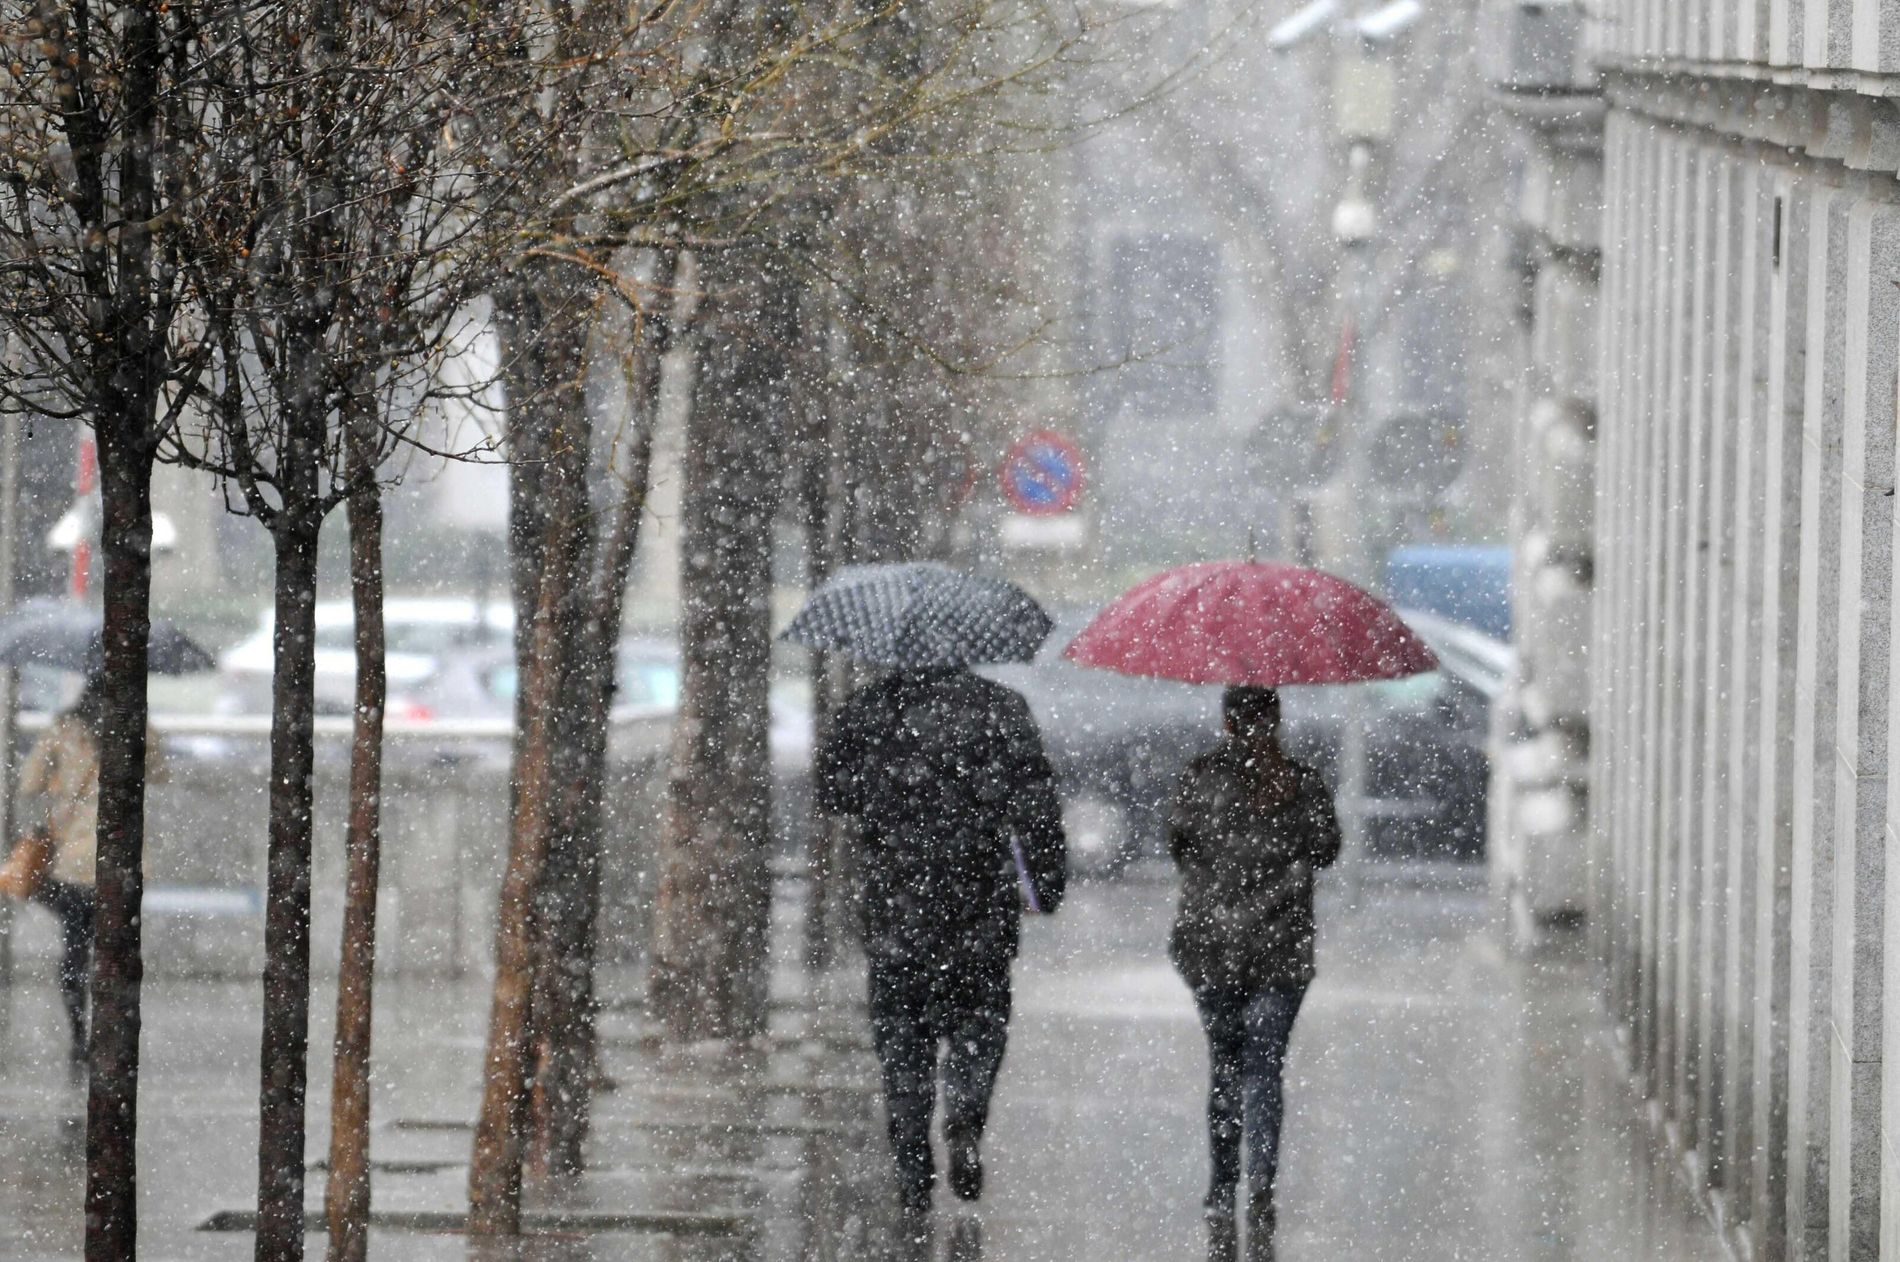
[947,1215,983,1262]
[947,1138,983,1202]
[1244,1196,1276,1262]
[1206,1210,1238,1262]
[897,1176,933,1217]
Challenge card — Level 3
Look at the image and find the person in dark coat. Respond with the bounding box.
[1169,686,1341,1262]
[817,665,1066,1216]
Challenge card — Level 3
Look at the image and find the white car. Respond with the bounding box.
[217,597,514,716]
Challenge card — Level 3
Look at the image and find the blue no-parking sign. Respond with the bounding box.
[1000,430,1085,516]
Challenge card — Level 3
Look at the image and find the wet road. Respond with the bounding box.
[0,869,1725,1260]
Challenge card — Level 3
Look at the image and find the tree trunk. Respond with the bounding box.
[650,256,792,1042]
[325,425,386,1262]
[524,455,596,1177]
[468,270,593,1229]
[468,476,583,1234]
[535,255,676,1172]
[86,428,156,1262]
[256,514,323,1262]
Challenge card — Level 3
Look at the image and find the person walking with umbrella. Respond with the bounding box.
[1168,684,1338,1261]
[0,604,205,1077]
[1066,559,1437,1262]
[0,675,153,1077]
[787,563,1067,1219]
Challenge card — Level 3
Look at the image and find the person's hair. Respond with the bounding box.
[68,673,108,734]
[1222,685,1280,737]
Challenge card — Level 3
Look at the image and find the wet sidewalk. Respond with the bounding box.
[0,870,1727,1260]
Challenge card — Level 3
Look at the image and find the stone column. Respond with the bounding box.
[1695,154,1743,1184]
[1825,194,1898,1259]
[1752,162,1809,1262]
[1636,125,1676,1098]
[1481,2,1605,952]
[1788,182,1847,1261]
[1719,155,1772,1235]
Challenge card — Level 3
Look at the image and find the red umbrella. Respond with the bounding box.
[1062,560,1437,686]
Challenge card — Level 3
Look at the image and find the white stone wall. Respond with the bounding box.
[1483,4,1603,946]
[1581,32,1900,1257]
[1481,1,1900,1256]
[1593,0,1900,73]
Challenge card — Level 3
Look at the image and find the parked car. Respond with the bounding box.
[984,607,1513,875]
[1279,607,1508,864]
[217,597,513,716]
[385,637,683,723]
[1384,544,1513,642]
[983,614,1218,875]
[382,634,817,847]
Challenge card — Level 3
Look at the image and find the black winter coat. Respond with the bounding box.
[816,668,1066,963]
[1167,741,1342,996]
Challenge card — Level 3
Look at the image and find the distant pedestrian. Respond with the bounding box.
[0,675,162,1079]
[2,676,106,1075]
[817,665,1066,1217]
[1169,686,1341,1262]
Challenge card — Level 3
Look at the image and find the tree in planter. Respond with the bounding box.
[528,251,687,1178]
[650,249,799,1039]
[463,21,683,1217]
[459,1,778,1218]
[323,395,391,1262]
[0,4,225,1254]
[151,6,532,1257]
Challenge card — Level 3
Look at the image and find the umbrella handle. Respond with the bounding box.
[1011,836,1043,915]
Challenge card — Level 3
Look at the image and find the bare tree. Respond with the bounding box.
[530,251,686,1175]
[462,1,1103,1220]
[142,6,529,1257]
[324,403,385,1262]
[462,2,687,1228]
[0,5,226,1254]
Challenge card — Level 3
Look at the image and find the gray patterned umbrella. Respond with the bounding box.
[779,562,1053,668]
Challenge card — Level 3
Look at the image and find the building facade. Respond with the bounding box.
[1488,1,1900,1257]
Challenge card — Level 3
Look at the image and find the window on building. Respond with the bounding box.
[1102,233,1221,416]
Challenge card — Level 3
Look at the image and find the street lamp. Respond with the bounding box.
[1323,4,1419,888]
[1268,0,1422,51]
[1353,0,1424,41]
[1267,0,1341,50]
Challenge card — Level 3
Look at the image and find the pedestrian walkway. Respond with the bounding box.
[0,871,1727,1260]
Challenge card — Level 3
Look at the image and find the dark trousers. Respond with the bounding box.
[866,949,1012,1203]
[33,880,94,1059]
[1193,981,1307,1214]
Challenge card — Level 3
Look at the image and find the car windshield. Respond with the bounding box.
[619,656,682,708]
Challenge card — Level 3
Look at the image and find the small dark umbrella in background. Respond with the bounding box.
[0,598,215,677]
